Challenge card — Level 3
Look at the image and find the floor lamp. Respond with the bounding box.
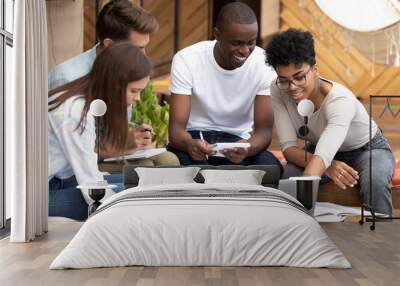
[78,99,115,216]
[359,95,400,230]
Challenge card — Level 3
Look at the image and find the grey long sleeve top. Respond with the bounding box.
[271,80,377,168]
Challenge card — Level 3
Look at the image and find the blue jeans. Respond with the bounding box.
[49,173,124,220]
[282,129,395,215]
[167,130,282,170]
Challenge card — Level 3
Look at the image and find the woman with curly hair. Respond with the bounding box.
[265,28,395,216]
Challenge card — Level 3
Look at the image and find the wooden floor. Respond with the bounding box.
[1,222,400,286]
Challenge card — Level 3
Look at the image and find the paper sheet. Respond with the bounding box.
[104,148,166,162]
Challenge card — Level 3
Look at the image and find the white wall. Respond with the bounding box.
[46,0,84,70]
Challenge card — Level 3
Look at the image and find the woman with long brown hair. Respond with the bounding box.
[48,42,151,220]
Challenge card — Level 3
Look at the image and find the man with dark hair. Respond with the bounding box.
[168,2,281,168]
[215,1,257,34]
[265,28,395,215]
[49,0,179,169]
[96,0,158,53]
[49,0,158,91]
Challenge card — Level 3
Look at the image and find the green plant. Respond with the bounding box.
[130,81,169,147]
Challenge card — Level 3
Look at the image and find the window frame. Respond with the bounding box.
[0,0,13,233]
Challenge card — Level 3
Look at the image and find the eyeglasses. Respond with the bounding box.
[276,67,313,90]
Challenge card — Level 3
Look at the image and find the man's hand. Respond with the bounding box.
[130,123,153,149]
[325,160,359,190]
[222,148,248,164]
[221,140,249,164]
[187,139,213,161]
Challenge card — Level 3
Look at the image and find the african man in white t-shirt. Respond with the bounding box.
[168,2,281,169]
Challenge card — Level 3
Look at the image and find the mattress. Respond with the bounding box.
[50,183,351,269]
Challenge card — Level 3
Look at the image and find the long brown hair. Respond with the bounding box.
[49,41,151,153]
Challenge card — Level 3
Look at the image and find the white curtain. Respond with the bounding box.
[8,0,48,242]
[314,0,400,67]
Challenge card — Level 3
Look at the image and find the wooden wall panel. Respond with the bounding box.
[280,0,400,99]
[179,0,209,49]
[83,0,96,51]
[144,0,175,63]
[144,0,209,77]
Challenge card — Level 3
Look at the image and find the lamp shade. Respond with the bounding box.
[297,99,315,117]
[89,99,107,117]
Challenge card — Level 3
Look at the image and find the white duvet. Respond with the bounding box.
[50,183,351,269]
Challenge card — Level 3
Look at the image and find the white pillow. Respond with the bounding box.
[200,169,266,185]
[136,167,201,186]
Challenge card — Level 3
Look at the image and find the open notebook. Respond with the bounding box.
[210,142,251,157]
[104,148,166,162]
[314,202,385,222]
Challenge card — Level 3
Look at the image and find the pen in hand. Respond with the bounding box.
[141,127,153,134]
[199,131,208,161]
[131,121,153,149]
[132,121,153,134]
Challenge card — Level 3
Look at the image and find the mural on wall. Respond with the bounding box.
[281,0,400,99]
[315,0,400,69]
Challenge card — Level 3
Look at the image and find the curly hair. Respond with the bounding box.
[265,28,316,69]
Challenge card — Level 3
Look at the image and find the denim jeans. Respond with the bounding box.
[49,173,124,220]
[167,130,282,170]
[282,129,395,215]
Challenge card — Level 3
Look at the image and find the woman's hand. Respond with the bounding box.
[131,123,153,149]
[325,160,359,190]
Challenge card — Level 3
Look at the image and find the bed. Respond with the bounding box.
[50,165,350,269]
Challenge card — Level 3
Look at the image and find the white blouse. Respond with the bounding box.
[48,95,103,185]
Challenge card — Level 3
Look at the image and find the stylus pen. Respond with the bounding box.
[199,131,208,161]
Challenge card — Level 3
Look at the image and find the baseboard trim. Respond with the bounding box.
[0,218,11,239]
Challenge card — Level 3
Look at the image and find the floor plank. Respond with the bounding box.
[0,222,399,286]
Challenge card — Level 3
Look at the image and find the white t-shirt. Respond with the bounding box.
[170,40,276,139]
[271,80,378,168]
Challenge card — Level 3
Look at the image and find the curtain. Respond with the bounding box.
[8,0,48,242]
